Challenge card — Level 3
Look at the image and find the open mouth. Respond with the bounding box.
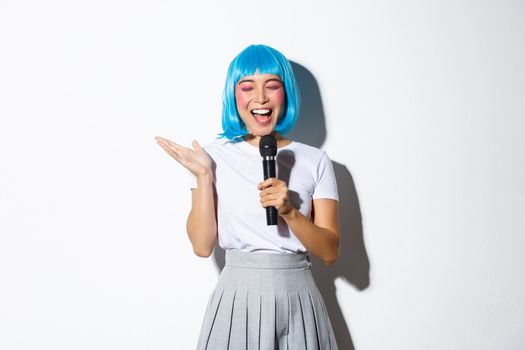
[251,108,273,126]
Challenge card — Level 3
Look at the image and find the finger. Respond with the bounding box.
[157,141,183,160]
[262,189,288,202]
[258,178,277,190]
[161,138,188,152]
[267,178,282,186]
[156,138,175,151]
[260,198,283,209]
[259,187,281,197]
[156,136,174,146]
[162,141,195,162]
[260,182,287,194]
[261,192,288,203]
[260,194,279,203]
[260,198,275,208]
[192,140,203,152]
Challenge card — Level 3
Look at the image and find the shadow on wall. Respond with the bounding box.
[212,62,370,350]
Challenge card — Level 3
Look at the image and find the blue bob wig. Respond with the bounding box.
[219,45,300,140]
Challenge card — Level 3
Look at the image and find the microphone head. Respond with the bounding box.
[259,134,277,157]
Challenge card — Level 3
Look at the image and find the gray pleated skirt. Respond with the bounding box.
[196,249,338,349]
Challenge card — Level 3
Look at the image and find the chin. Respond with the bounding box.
[251,128,275,137]
[254,123,277,134]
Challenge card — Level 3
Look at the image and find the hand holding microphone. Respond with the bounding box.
[258,135,293,225]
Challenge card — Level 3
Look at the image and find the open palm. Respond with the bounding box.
[155,136,212,178]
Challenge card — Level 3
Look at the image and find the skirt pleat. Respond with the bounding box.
[207,289,236,348]
[287,292,306,350]
[259,292,276,349]
[318,292,338,349]
[297,291,320,350]
[229,289,247,350]
[197,288,224,350]
[246,292,261,350]
[196,250,338,350]
[309,290,334,350]
[275,292,289,347]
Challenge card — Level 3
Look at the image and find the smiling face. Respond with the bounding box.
[234,73,285,137]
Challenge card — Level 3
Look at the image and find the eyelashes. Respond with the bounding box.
[239,85,282,92]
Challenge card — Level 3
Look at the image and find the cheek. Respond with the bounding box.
[273,89,285,107]
[235,90,250,107]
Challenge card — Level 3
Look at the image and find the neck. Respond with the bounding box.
[243,132,292,148]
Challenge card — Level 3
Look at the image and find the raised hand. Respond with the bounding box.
[155,136,212,178]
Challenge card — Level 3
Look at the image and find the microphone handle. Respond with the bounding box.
[262,158,278,225]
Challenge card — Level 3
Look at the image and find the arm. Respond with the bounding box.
[258,178,340,266]
[281,199,340,266]
[186,174,218,257]
[155,137,217,258]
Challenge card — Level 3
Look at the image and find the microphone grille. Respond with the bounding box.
[259,134,277,157]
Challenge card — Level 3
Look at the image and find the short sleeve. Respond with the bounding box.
[312,151,339,201]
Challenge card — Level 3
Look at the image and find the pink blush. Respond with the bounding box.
[273,88,285,105]
[235,90,249,106]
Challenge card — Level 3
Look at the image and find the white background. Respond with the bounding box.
[1,0,524,349]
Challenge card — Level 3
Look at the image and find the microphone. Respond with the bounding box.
[259,134,278,226]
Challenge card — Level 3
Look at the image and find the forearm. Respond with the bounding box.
[186,174,217,257]
[281,208,339,266]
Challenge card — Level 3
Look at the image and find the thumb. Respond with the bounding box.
[192,140,203,152]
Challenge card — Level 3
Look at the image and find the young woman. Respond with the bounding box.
[155,44,340,349]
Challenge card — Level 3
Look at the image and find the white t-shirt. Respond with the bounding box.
[190,138,339,254]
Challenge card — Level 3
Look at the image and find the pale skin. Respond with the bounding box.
[155,73,340,266]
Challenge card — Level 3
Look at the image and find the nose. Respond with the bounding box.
[254,87,268,104]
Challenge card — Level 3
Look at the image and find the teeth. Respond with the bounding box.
[252,109,271,115]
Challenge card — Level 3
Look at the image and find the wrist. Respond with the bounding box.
[280,206,298,221]
[196,172,213,186]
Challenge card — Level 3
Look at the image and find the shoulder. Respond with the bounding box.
[291,141,331,163]
[292,141,323,154]
[291,143,339,199]
[203,138,227,149]
[202,138,230,154]
[201,137,249,159]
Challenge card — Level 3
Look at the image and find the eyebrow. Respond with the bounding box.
[237,78,283,84]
